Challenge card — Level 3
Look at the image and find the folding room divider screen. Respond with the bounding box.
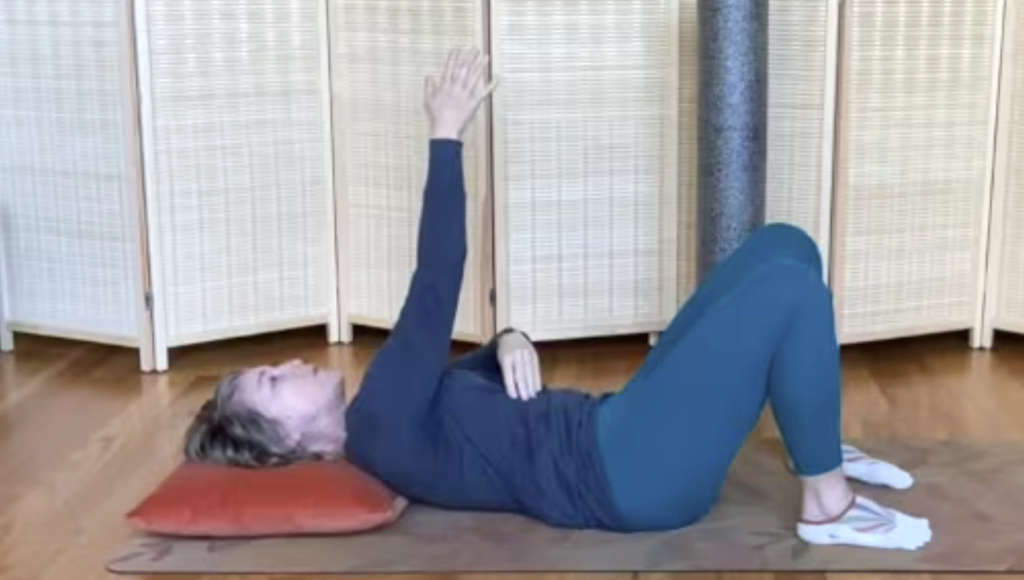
[0,0,1020,372]
[135,0,340,371]
[330,0,493,344]
[0,0,151,362]
[490,0,839,342]
[984,0,1024,344]
[830,0,1004,346]
[490,0,682,341]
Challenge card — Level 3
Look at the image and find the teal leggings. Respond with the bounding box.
[596,223,843,531]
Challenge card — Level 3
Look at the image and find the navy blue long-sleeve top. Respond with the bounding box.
[344,140,624,531]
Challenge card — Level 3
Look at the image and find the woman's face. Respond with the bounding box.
[231,359,347,454]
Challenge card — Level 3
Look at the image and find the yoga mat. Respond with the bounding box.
[698,0,768,278]
[108,440,1024,574]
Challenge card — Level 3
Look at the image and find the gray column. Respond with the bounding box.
[697,0,768,279]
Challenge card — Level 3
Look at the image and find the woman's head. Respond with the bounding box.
[184,359,348,468]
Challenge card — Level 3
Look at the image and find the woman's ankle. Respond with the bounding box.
[800,467,855,522]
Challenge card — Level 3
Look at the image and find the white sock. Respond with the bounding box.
[841,444,915,490]
[797,495,932,551]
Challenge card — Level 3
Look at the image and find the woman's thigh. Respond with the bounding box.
[596,260,818,531]
[635,224,822,383]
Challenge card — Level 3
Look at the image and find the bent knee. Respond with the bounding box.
[759,257,834,318]
[752,223,822,275]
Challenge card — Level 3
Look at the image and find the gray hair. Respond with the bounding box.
[183,372,315,468]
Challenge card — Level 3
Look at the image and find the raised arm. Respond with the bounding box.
[352,49,497,420]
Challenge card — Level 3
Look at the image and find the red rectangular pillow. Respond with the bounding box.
[127,460,407,537]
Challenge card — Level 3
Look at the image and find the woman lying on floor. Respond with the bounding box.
[184,48,931,550]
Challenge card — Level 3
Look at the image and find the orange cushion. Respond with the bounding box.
[127,460,407,537]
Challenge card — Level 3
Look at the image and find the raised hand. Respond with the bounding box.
[425,47,497,141]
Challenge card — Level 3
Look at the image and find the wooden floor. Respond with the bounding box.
[1,327,1023,580]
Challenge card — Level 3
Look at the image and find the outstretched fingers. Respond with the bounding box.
[424,47,498,140]
[438,47,494,100]
[463,50,487,90]
[443,48,472,88]
[443,49,460,85]
[424,74,438,100]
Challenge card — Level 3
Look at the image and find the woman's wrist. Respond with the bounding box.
[496,327,530,344]
[430,124,462,142]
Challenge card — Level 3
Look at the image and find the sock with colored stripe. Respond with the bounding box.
[797,495,932,550]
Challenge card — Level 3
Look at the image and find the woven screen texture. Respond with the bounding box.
[0,0,141,341]
[139,0,334,345]
[833,0,998,341]
[491,0,680,340]
[764,0,833,243]
[993,0,1024,332]
[331,0,490,340]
